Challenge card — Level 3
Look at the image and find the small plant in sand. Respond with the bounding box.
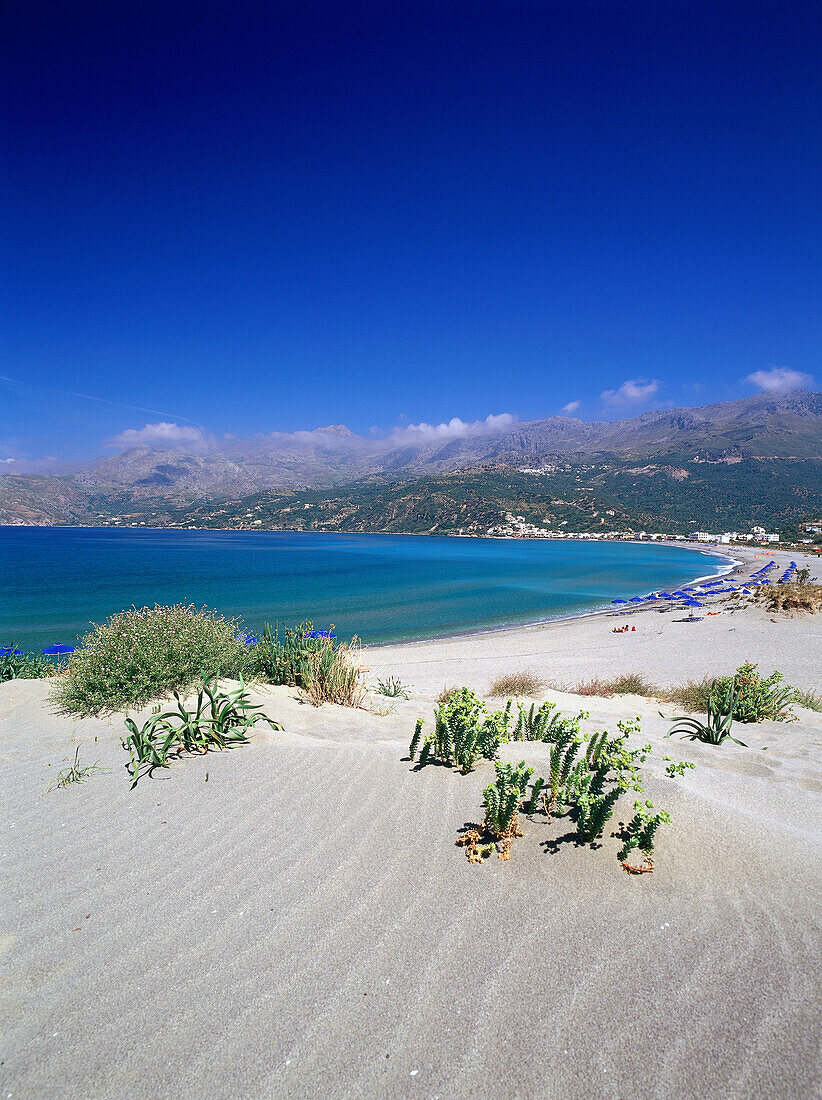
[45,746,103,792]
[666,682,746,745]
[563,757,622,843]
[436,685,460,705]
[53,604,247,715]
[663,757,696,778]
[488,670,546,697]
[122,675,281,785]
[458,760,533,862]
[1,645,53,682]
[710,662,796,723]
[794,688,822,712]
[409,688,512,773]
[375,675,410,699]
[618,800,671,873]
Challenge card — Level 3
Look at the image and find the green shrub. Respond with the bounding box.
[511,699,587,742]
[484,760,533,839]
[618,800,671,867]
[409,687,512,773]
[1,646,53,682]
[122,675,281,784]
[247,621,331,686]
[53,604,247,715]
[710,661,796,722]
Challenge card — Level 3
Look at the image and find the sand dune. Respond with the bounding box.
[2,546,821,1097]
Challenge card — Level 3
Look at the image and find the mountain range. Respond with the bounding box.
[2,390,821,532]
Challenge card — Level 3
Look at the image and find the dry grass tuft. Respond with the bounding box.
[662,676,715,713]
[570,673,659,698]
[488,669,546,697]
[304,638,368,708]
[794,688,822,712]
[436,685,461,706]
[752,582,822,615]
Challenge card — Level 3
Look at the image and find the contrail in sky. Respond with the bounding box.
[0,374,197,424]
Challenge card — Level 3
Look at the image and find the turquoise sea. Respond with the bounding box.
[0,527,729,651]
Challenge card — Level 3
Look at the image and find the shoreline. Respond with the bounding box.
[370,540,743,650]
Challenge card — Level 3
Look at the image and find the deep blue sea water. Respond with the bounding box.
[0,527,729,650]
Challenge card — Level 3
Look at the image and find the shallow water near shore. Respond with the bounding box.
[0,526,726,649]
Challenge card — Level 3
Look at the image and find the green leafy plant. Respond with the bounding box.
[663,756,696,778]
[408,688,512,773]
[45,746,103,791]
[53,604,247,715]
[122,675,281,784]
[248,621,332,687]
[375,675,410,699]
[618,800,671,871]
[565,759,622,843]
[1,646,53,682]
[483,760,533,857]
[710,662,796,722]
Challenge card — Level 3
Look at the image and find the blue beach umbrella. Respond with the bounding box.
[41,644,76,656]
[611,599,628,604]
[629,597,644,603]
[1,646,24,656]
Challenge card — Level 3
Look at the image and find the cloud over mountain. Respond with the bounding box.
[744,367,814,394]
[601,379,660,405]
[108,422,212,450]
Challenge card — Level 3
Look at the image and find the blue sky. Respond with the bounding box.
[2,0,819,469]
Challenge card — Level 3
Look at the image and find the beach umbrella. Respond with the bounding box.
[41,644,76,656]
[629,597,644,603]
[1,646,24,656]
[243,635,259,646]
[611,599,628,604]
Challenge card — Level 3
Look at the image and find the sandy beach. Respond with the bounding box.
[2,546,821,1098]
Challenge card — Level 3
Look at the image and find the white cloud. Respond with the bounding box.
[0,457,15,464]
[391,412,516,444]
[744,367,813,394]
[561,400,581,414]
[108,422,210,450]
[601,378,660,405]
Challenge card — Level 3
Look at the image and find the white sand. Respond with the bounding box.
[2,545,821,1098]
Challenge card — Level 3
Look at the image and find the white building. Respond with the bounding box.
[750,526,779,542]
[688,531,715,543]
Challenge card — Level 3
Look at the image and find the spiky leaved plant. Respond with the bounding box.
[545,736,582,812]
[483,760,533,839]
[666,682,745,745]
[408,718,423,761]
[121,675,281,785]
[524,776,545,814]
